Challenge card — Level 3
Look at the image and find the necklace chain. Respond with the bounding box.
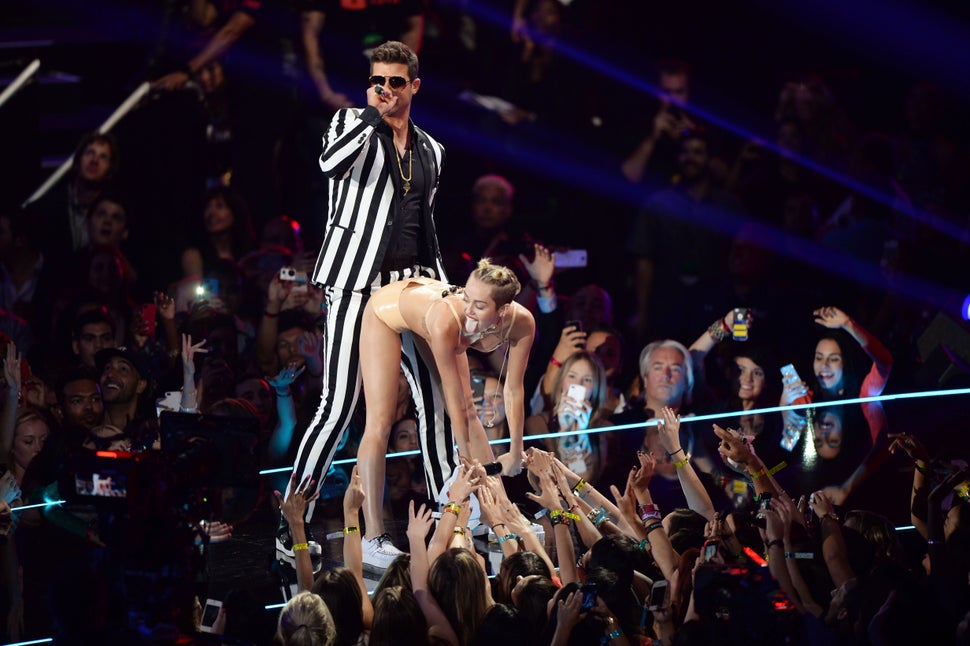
[396,144,412,195]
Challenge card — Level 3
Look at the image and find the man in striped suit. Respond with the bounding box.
[278,41,453,572]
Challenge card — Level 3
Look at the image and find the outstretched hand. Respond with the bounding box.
[519,243,555,289]
[274,473,318,529]
[813,306,850,330]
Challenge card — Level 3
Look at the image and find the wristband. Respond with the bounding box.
[497,533,520,546]
[766,539,783,551]
[604,628,623,642]
[645,521,664,535]
[444,501,462,517]
[292,542,309,552]
[572,479,587,495]
[549,357,563,369]
[343,526,360,535]
[562,511,581,523]
[589,507,608,527]
[707,318,730,342]
[453,527,466,536]
[749,469,766,480]
[264,309,280,318]
[673,455,689,469]
[637,538,649,552]
[638,503,661,523]
[666,447,685,459]
[914,461,930,475]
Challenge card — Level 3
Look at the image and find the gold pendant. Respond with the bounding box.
[403,180,411,194]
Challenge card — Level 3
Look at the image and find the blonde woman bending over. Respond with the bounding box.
[357,259,535,570]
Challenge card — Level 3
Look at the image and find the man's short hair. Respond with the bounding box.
[55,366,101,406]
[370,41,418,81]
[638,339,694,397]
[72,308,116,340]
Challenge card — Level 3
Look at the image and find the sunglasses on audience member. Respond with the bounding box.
[369,75,410,89]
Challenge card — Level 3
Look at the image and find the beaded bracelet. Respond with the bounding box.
[443,501,462,516]
[707,318,730,342]
[497,533,520,546]
[293,542,309,552]
[603,628,623,643]
[343,526,360,535]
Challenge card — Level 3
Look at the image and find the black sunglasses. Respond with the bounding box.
[369,75,409,89]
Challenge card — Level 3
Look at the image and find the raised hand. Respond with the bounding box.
[631,451,656,495]
[519,243,554,290]
[2,341,21,393]
[713,424,755,467]
[274,473,318,528]
[407,500,434,545]
[181,333,208,375]
[155,291,176,320]
[658,407,683,455]
[343,465,365,513]
[813,306,850,330]
[268,362,306,392]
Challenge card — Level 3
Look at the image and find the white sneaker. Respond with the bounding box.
[362,533,404,573]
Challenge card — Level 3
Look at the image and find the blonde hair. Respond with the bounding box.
[276,591,336,646]
[470,259,520,307]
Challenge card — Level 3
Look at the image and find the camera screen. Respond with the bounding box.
[201,602,221,627]
[74,470,128,498]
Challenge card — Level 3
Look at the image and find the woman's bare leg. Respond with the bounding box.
[358,305,404,539]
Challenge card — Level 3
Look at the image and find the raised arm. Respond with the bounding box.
[300,9,354,111]
[814,306,893,396]
[658,407,716,521]
[407,501,460,646]
[342,466,374,628]
[274,474,318,592]
[0,343,21,461]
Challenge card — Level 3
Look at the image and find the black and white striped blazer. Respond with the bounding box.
[311,105,448,292]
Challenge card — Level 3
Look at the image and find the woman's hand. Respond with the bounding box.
[550,324,586,367]
[268,362,306,394]
[520,243,555,289]
[658,406,682,455]
[297,330,323,375]
[610,472,639,523]
[807,489,838,520]
[407,500,434,545]
[497,450,525,477]
[526,470,562,510]
[780,379,810,406]
[888,433,930,464]
[557,393,592,431]
[343,465,364,514]
[713,424,755,468]
[447,461,480,503]
[555,591,587,634]
[631,451,656,496]
[3,341,21,394]
[0,471,21,506]
[274,473,318,529]
[181,333,207,376]
[813,306,850,330]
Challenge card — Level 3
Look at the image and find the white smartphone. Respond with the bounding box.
[566,383,586,403]
[554,249,588,268]
[199,598,222,633]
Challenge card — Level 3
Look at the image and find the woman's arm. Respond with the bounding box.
[889,433,930,538]
[808,491,854,588]
[179,333,207,413]
[341,466,374,628]
[408,501,460,646]
[658,407,716,521]
[0,342,21,460]
[274,475,318,593]
[498,307,536,475]
[526,470,578,584]
[266,363,305,462]
[814,307,893,396]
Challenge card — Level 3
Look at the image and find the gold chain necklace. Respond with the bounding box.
[396,144,412,195]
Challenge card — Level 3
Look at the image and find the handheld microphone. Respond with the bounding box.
[374,85,384,97]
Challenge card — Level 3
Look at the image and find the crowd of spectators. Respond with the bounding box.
[2,0,970,643]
